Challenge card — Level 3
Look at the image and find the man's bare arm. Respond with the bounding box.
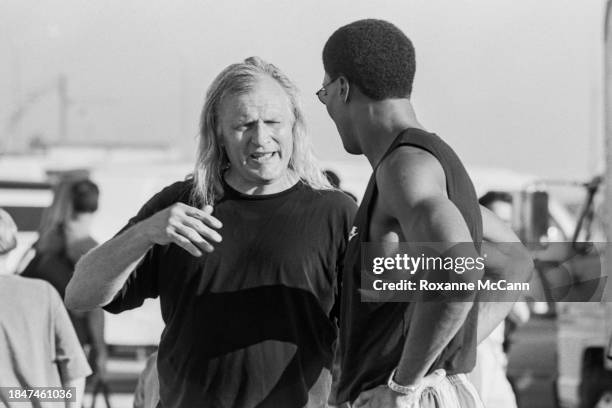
[477,205,534,343]
[65,203,222,311]
[377,148,481,386]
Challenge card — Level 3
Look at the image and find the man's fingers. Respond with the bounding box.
[183,217,223,243]
[173,224,214,253]
[185,206,223,229]
[168,230,202,257]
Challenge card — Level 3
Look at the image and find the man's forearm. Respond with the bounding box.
[476,242,533,343]
[392,204,482,386]
[394,301,474,385]
[476,302,513,344]
[65,223,153,311]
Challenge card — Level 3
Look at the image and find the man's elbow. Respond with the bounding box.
[64,281,90,311]
[65,260,95,311]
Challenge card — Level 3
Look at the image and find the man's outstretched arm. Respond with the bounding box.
[65,203,222,311]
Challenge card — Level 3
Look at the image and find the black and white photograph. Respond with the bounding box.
[1,1,611,407]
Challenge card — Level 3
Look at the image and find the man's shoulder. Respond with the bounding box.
[140,179,193,213]
[301,186,358,216]
[152,179,193,204]
[380,144,441,174]
[116,179,193,235]
[376,146,445,197]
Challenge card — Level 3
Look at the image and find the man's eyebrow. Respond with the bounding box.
[231,113,251,123]
[233,117,256,126]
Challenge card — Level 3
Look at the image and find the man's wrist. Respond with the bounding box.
[132,220,156,247]
[388,369,422,408]
[387,368,421,395]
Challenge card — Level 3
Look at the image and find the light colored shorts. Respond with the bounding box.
[418,373,484,408]
[342,373,484,408]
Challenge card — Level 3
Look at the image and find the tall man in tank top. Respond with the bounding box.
[318,20,534,407]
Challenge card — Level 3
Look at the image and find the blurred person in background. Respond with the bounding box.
[0,208,91,407]
[468,191,530,408]
[20,179,108,389]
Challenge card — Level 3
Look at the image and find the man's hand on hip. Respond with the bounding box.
[353,369,445,408]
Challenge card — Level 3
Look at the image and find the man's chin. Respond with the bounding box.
[343,144,362,155]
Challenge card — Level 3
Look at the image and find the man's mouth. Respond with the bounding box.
[249,152,278,163]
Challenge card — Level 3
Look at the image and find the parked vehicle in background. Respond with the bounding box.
[468,167,612,408]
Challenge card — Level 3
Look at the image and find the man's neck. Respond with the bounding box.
[352,99,424,168]
[224,170,299,196]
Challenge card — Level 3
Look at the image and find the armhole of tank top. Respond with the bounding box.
[376,141,451,199]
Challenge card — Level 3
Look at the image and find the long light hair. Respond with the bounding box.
[192,56,332,206]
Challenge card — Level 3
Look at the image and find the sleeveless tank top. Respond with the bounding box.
[332,128,483,404]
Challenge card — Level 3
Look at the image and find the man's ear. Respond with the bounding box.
[338,76,350,103]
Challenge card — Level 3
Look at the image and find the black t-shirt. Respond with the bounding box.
[104,179,357,408]
[331,128,483,405]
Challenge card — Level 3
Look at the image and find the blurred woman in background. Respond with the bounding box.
[21,178,108,390]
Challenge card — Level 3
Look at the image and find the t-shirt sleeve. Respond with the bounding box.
[103,181,190,314]
[116,180,191,235]
[50,283,92,381]
[103,246,164,314]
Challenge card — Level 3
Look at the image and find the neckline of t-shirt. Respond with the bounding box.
[222,178,303,200]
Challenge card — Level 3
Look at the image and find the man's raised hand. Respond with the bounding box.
[141,203,223,257]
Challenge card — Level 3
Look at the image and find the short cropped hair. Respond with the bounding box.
[0,209,18,255]
[323,19,416,100]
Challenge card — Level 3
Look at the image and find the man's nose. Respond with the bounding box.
[250,120,272,145]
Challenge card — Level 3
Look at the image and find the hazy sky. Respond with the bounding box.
[0,0,605,180]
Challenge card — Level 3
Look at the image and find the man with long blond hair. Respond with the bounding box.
[66,57,357,408]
